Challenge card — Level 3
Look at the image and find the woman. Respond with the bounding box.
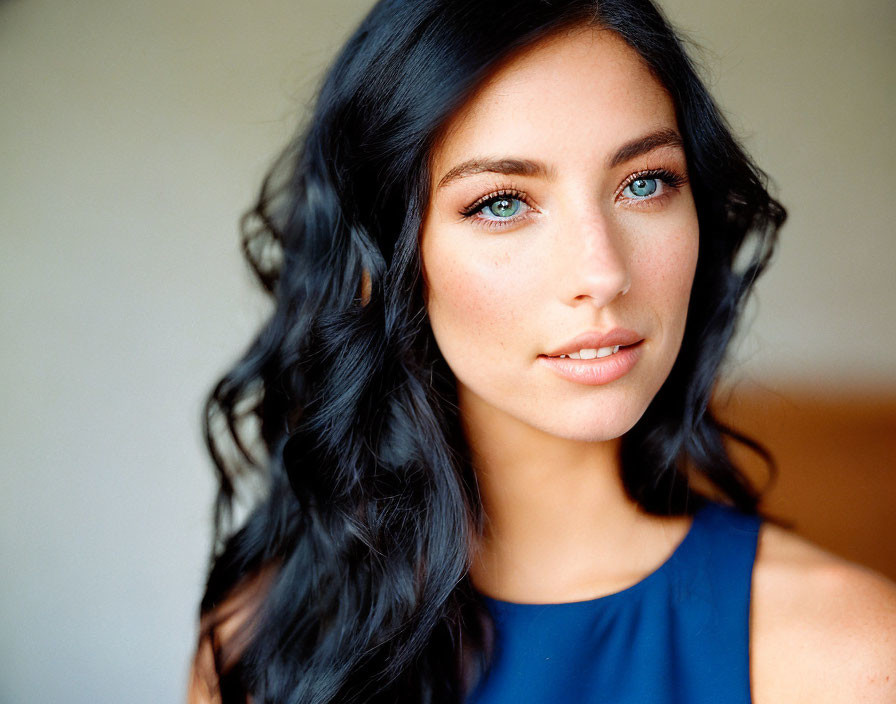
[188,1,896,702]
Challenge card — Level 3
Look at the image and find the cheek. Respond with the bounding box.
[422,241,534,360]
[636,219,698,299]
[635,225,699,356]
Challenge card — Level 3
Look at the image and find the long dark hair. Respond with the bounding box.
[194,0,787,701]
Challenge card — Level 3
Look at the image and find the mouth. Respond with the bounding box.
[538,340,643,360]
[536,340,644,386]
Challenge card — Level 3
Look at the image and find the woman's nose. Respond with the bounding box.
[558,209,632,307]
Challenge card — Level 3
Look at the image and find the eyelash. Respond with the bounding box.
[459,167,689,232]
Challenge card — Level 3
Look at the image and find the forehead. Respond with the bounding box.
[430,26,679,180]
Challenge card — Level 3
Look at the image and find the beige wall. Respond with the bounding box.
[660,0,896,393]
[1,0,893,701]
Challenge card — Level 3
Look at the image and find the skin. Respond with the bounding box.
[420,25,699,603]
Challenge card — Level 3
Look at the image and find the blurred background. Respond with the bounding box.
[1,0,893,701]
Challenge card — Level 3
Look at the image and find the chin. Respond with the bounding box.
[532,414,643,443]
[506,392,648,442]
[456,374,656,443]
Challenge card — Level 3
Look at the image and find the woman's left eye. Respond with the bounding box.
[623,177,660,199]
[618,168,688,206]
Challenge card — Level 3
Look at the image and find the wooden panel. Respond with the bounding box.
[710,381,896,581]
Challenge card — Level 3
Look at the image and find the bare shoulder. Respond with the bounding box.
[187,565,276,704]
[750,520,896,704]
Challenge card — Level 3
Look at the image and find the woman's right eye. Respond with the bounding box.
[480,196,524,219]
[459,188,534,231]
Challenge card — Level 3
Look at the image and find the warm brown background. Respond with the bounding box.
[712,382,896,582]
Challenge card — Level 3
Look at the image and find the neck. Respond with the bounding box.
[461,388,689,604]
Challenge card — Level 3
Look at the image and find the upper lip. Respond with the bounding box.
[541,328,643,357]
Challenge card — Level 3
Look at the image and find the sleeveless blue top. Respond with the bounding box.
[466,500,762,704]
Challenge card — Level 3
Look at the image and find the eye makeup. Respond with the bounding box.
[457,166,689,232]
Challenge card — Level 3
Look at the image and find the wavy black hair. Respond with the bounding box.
[192,0,788,701]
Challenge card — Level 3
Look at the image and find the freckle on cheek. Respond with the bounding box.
[440,273,503,329]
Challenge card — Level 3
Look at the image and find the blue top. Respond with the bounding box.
[466,500,762,704]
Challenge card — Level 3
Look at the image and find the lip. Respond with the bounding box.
[537,340,643,386]
[541,328,643,357]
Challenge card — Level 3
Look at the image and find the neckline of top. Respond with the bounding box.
[477,500,720,610]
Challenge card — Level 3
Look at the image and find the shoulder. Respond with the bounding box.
[750,520,896,704]
[187,565,276,703]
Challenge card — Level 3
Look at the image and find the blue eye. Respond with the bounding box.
[482,197,522,219]
[460,188,533,231]
[458,167,689,233]
[620,168,688,204]
[624,177,659,199]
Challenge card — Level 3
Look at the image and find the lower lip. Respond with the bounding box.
[536,341,643,386]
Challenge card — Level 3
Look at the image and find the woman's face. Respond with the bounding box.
[419,26,699,443]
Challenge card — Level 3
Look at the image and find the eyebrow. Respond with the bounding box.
[436,127,684,189]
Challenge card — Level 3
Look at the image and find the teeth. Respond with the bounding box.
[557,345,620,359]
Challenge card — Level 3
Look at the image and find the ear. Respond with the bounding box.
[359,267,372,306]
